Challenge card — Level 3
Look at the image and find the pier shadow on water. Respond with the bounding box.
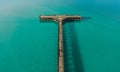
[63,22,84,72]
[81,16,92,21]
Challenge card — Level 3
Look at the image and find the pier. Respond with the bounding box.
[40,15,81,72]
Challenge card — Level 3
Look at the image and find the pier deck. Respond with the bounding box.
[40,15,81,72]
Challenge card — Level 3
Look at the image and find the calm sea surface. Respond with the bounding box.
[0,0,120,72]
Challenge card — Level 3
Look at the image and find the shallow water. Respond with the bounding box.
[0,0,120,72]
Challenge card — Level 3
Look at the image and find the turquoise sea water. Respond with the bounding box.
[0,0,120,72]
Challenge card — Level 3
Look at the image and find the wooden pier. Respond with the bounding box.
[40,15,81,72]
